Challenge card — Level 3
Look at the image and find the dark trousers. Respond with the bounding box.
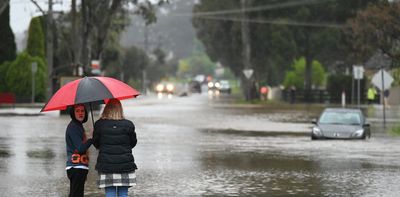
[67,168,88,197]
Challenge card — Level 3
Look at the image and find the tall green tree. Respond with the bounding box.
[0,61,12,92]
[280,0,377,101]
[192,0,377,101]
[147,47,178,84]
[0,1,16,92]
[123,45,149,83]
[26,16,46,60]
[283,57,326,89]
[0,2,16,65]
[177,40,217,77]
[346,1,400,67]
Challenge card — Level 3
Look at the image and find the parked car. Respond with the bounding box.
[218,80,231,94]
[189,80,202,93]
[311,108,371,140]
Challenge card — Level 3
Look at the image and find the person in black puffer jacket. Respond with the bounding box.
[93,98,137,197]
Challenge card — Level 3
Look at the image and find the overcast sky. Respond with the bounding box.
[10,0,70,33]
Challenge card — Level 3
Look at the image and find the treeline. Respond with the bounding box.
[0,0,172,102]
[192,0,399,101]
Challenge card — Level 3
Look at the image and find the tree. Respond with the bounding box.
[123,45,149,84]
[192,0,377,101]
[0,61,12,92]
[30,0,167,78]
[0,1,16,92]
[147,47,178,84]
[78,0,167,74]
[177,40,217,77]
[283,57,326,89]
[265,0,377,101]
[5,52,47,101]
[26,16,46,60]
[346,2,400,67]
[0,1,16,65]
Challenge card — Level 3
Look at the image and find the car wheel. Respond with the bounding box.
[311,134,317,140]
[361,132,367,140]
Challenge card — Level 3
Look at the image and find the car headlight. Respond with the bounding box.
[215,82,221,88]
[166,84,174,92]
[156,84,164,92]
[208,82,214,88]
[352,129,364,137]
[312,127,322,136]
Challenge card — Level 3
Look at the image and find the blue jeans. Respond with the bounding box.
[105,186,129,197]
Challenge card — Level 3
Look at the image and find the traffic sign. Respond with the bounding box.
[372,69,393,90]
[91,60,101,75]
[243,69,253,79]
[31,62,37,73]
[353,65,364,79]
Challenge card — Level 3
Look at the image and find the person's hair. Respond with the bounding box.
[68,104,88,123]
[101,99,124,120]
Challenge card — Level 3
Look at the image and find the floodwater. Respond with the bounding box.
[1,94,400,196]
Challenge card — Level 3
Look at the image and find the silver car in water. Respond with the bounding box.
[311,108,371,140]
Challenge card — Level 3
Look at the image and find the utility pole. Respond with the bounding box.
[142,24,149,95]
[71,0,80,75]
[46,0,54,99]
[381,67,386,127]
[241,0,253,100]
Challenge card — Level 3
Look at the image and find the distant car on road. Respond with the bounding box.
[311,108,370,140]
[189,80,202,93]
[207,81,220,91]
[155,82,175,99]
[218,80,231,94]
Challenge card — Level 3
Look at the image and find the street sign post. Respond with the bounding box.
[371,68,393,127]
[242,69,254,100]
[91,60,101,75]
[31,62,38,103]
[353,65,364,108]
[353,65,364,80]
[372,69,393,91]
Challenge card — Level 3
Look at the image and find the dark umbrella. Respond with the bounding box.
[41,76,140,126]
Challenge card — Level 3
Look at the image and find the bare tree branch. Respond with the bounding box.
[30,0,46,15]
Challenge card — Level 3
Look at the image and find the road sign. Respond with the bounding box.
[91,60,101,75]
[243,69,253,79]
[31,62,37,73]
[372,69,393,90]
[353,65,364,79]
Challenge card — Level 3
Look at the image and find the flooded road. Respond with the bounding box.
[1,94,400,196]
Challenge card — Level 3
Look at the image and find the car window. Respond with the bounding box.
[343,113,361,125]
[319,111,361,125]
[319,112,339,124]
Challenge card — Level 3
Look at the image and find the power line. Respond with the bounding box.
[195,15,344,28]
[173,0,333,17]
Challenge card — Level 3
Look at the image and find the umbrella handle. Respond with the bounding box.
[90,103,95,128]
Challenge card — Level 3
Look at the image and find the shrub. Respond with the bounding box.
[5,52,47,101]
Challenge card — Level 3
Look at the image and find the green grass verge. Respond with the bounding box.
[390,125,400,136]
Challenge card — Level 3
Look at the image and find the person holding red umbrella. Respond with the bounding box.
[40,76,140,196]
[93,99,137,197]
[65,104,93,197]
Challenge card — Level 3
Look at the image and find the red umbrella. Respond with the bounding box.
[41,76,140,124]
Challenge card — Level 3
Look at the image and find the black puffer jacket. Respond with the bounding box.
[93,119,137,173]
